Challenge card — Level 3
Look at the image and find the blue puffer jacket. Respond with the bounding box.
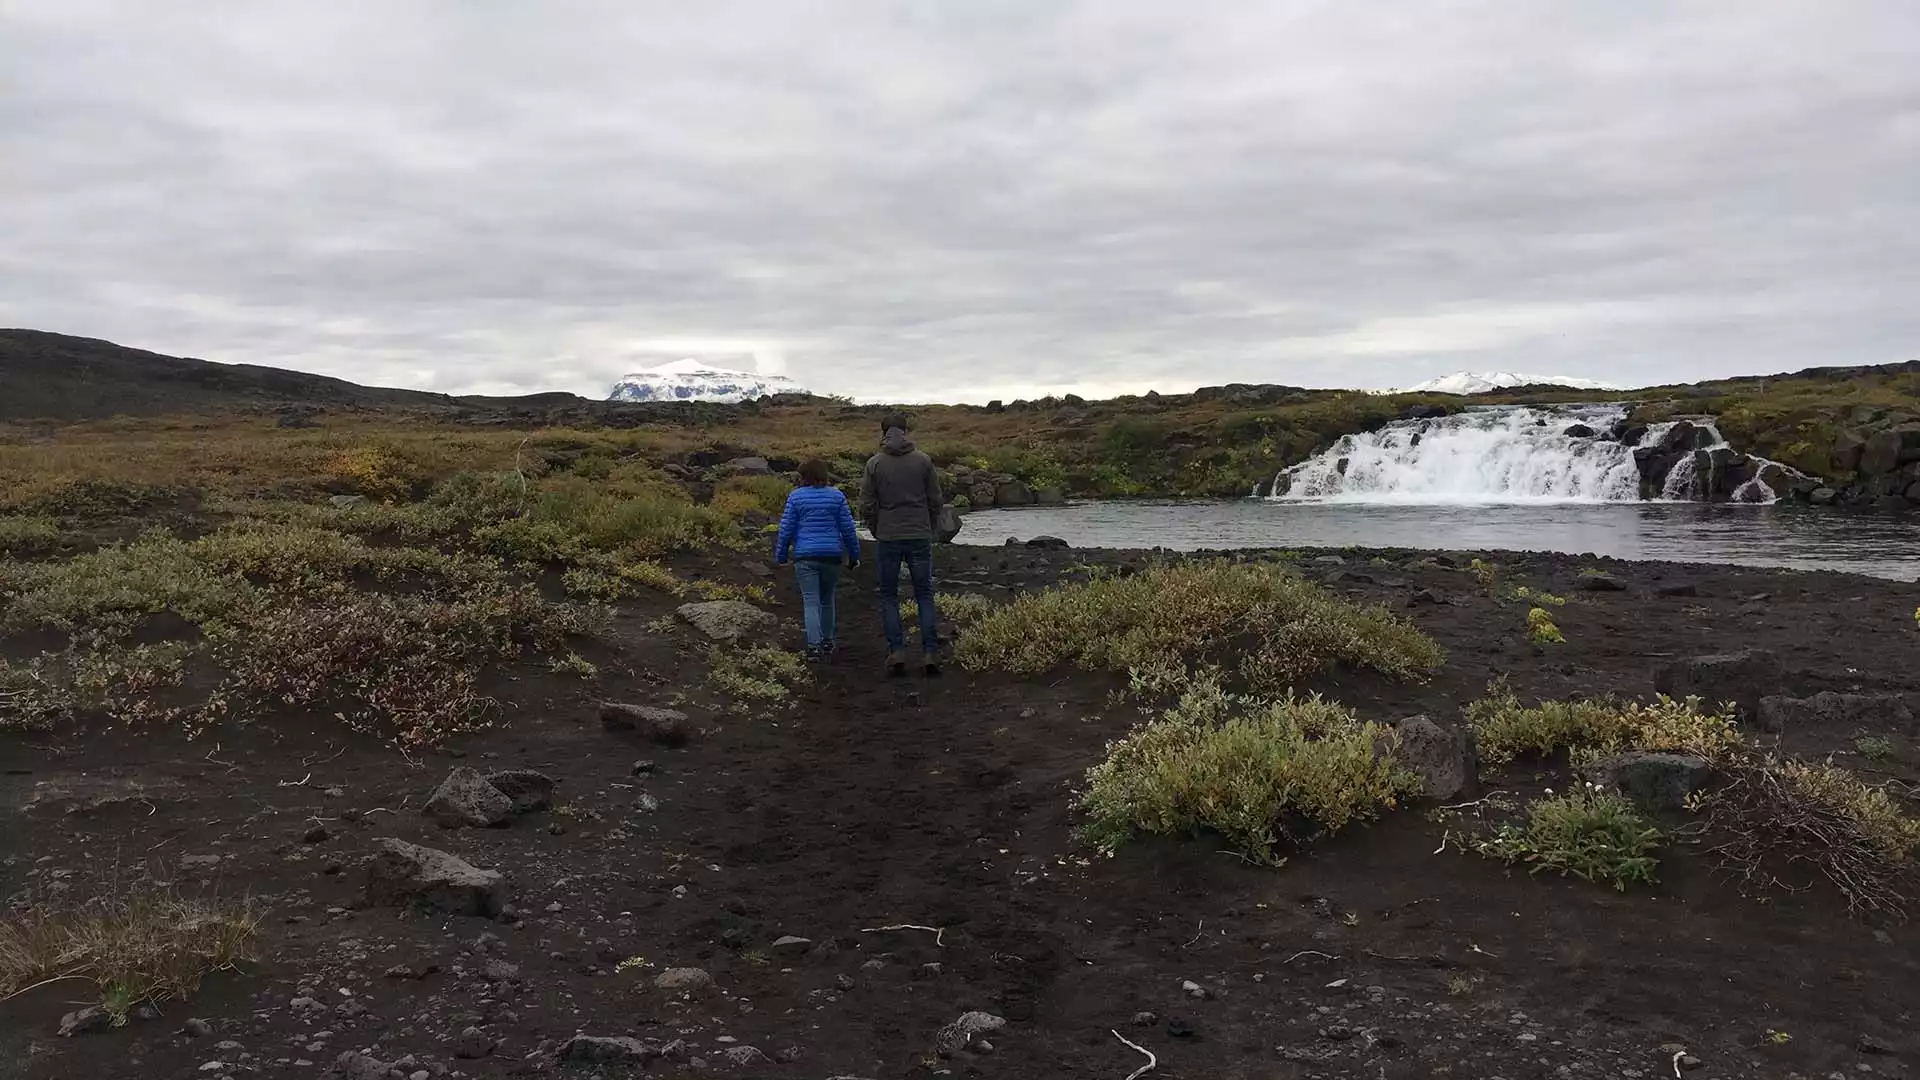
[774,485,861,563]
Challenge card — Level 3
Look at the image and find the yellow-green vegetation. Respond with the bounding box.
[1467,683,1742,766]
[710,475,794,521]
[706,646,810,711]
[1525,607,1565,645]
[900,592,999,631]
[1077,674,1420,863]
[1628,365,1920,481]
[1700,755,1920,917]
[0,513,63,556]
[957,560,1443,693]
[0,417,808,745]
[1470,787,1664,890]
[0,889,262,1022]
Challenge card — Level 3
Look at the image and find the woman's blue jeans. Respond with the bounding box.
[793,558,842,648]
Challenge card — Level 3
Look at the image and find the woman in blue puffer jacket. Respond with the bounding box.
[773,458,862,659]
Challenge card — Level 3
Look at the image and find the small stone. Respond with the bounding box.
[631,759,656,775]
[1856,1035,1894,1055]
[180,854,223,870]
[718,1046,771,1067]
[558,1035,661,1065]
[635,793,660,813]
[544,901,563,913]
[183,1018,213,1038]
[835,974,856,991]
[410,1073,430,1080]
[1678,1054,1704,1071]
[302,824,330,844]
[917,961,944,979]
[1131,1011,1158,1027]
[1576,573,1628,592]
[454,1026,494,1059]
[483,959,521,982]
[59,1006,112,1037]
[771,935,811,952]
[1182,979,1210,1000]
[198,1063,225,1073]
[423,767,513,829]
[974,1039,995,1054]
[482,769,556,814]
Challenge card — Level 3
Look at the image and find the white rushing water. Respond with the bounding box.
[1269,405,1783,505]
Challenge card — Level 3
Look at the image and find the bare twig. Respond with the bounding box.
[277,773,312,788]
[203,750,238,772]
[860,923,945,947]
[300,747,346,768]
[1671,1050,1687,1079]
[1111,1029,1157,1080]
[1182,920,1205,948]
[0,972,92,1004]
[1281,950,1340,963]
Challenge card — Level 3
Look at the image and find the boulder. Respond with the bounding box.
[654,967,718,998]
[1657,421,1707,453]
[969,482,998,508]
[1576,573,1627,592]
[599,702,694,746]
[1906,480,1920,504]
[994,481,1034,506]
[1861,424,1920,475]
[676,600,777,642]
[423,767,514,829]
[559,1036,661,1065]
[936,505,963,544]
[1832,429,1868,475]
[1562,423,1597,438]
[722,456,773,476]
[58,1006,112,1037]
[1651,649,1783,723]
[1587,752,1711,813]
[364,838,506,917]
[1654,582,1699,598]
[1615,422,1649,446]
[1404,405,1448,420]
[1034,487,1067,505]
[483,770,556,814]
[1025,535,1070,550]
[1383,716,1478,801]
[937,1011,1008,1055]
[1809,486,1839,506]
[1754,692,1916,737]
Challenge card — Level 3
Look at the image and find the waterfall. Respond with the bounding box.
[1271,403,1785,505]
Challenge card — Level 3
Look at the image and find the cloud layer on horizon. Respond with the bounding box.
[4,2,1918,404]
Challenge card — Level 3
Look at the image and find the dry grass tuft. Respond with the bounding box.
[0,889,263,1022]
[1699,756,1920,918]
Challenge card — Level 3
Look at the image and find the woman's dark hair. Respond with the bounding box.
[797,458,833,487]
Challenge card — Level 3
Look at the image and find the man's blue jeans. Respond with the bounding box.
[792,558,842,648]
[877,538,938,652]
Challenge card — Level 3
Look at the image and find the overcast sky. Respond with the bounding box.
[5,2,1918,404]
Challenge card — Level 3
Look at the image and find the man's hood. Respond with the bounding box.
[881,427,916,455]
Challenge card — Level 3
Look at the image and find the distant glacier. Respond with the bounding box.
[607,359,808,403]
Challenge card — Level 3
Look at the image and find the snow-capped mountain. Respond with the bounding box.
[1400,371,1621,395]
[607,359,807,403]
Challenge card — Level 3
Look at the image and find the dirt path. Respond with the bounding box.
[4,547,1919,1079]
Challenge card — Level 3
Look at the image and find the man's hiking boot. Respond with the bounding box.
[886,649,908,677]
[923,656,943,677]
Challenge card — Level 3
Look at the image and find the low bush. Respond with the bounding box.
[1077,675,1420,863]
[900,592,998,632]
[1526,606,1565,644]
[957,560,1443,693]
[0,644,192,731]
[707,646,810,711]
[1470,787,1664,890]
[1700,755,1920,917]
[0,889,262,1023]
[1467,683,1741,766]
[0,514,62,556]
[710,475,794,521]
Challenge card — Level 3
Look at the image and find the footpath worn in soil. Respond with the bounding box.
[4,547,1919,1080]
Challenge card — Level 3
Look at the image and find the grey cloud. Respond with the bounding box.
[3,1,1917,403]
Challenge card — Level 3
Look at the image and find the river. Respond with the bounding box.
[956,500,1920,581]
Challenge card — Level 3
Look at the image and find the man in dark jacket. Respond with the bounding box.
[859,413,943,676]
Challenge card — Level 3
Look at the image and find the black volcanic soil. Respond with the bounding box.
[3,547,1919,1080]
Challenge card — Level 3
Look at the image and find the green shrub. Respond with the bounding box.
[957,560,1442,693]
[900,592,998,631]
[1467,683,1741,766]
[1526,606,1565,644]
[711,475,794,521]
[1470,787,1663,890]
[0,537,259,639]
[707,646,810,710]
[526,478,733,556]
[0,514,62,556]
[1077,675,1420,863]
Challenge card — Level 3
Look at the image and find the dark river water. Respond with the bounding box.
[956,500,1920,581]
